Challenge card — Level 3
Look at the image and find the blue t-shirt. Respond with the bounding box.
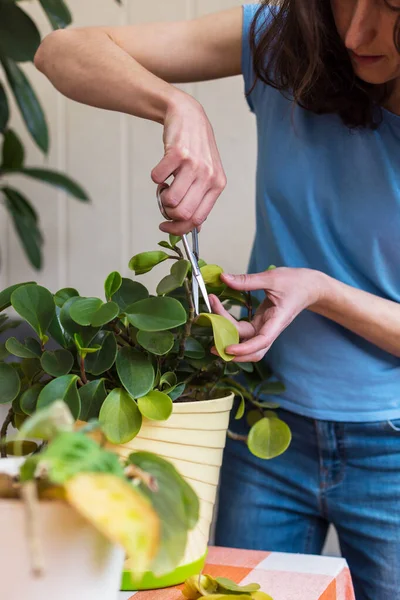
[242,3,400,421]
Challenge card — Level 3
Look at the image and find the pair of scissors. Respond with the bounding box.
[157,183,211,317]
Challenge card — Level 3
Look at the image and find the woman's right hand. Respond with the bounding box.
[151,92,227,236]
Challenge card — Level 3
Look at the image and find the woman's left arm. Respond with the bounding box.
[209,268,400,361]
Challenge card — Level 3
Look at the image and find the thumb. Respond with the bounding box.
[220,271,269,291]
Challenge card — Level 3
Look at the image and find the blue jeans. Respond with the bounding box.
[215,407,400,600]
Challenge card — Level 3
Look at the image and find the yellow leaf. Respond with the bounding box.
[65,473,159,576]
[200,264,224,287]
[196,313,239,362]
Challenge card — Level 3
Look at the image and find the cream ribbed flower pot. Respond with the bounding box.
[0,459,125,600]
[113,393,234,590]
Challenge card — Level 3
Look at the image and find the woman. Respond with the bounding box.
[35,2,400,598]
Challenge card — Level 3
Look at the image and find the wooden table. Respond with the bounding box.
[120,546,355,600]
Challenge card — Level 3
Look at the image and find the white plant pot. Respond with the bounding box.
[110,393,235,590]
[0,482,125,600]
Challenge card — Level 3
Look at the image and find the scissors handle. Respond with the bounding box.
[156,182,172,221]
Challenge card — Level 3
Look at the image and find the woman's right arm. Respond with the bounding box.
[34,8,243,234]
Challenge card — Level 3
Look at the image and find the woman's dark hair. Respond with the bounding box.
[249,0,400,128]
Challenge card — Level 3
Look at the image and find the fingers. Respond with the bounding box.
[221,271,272,291]
[151,147,187,186]
[209,295,254,339]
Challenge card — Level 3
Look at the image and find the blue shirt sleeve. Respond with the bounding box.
[242,3,273,113]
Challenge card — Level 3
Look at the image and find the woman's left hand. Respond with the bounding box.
[209,267,327,362]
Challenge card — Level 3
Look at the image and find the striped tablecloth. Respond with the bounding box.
[120,546,355,600]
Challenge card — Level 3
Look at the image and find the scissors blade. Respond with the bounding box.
[195,273,212,314]
[192,274,199,316]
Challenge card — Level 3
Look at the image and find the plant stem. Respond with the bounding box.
[79,356,87,384]
[0,408,14,458]
[227,429,248,443]
[177,278,195,362]
[246,292,253,321]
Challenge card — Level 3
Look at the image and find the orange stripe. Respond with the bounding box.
[202,564,253,583]
[318,579,336,600]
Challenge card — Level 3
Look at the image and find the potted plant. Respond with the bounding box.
[0,400,199,600]
[0,235,291,588]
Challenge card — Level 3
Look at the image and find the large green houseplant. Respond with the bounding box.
[0,237,291,588]
[0,400,199,600]
[0,0,119,268]
[0,235,291,460]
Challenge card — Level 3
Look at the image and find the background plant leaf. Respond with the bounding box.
[1,57,49,153]
[0,3,41,62]
[3,168,90,200]
[111,278,148,312]
[0,82,9,133]
[38,0,72,29]
[79,379,107,421]
[2,129,24,169]
[104,271,122,300]
[85,331,117,376]
[129,251,170,275]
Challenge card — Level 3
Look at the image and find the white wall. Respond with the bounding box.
[0,0,340,557]
[0,0,257,299]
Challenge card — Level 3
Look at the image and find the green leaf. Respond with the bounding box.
[247,416,291,459]
[127,452,199,576]
[257,381,286,395]
[11,283,55,342]
[215,578,260,594]
[158,241,172,250]
[129,251,170,275]
[116,347,154,399]
[85,331,117,376]
[40,349,74,377]
[167,382,185,401]
[90,301,119,327]
[238,362,254,373]
[59,297,99,347]
[69,297,103,326]
[156,259,190,296]
[4,168,89,201]
[234,392,245,420]
[48,307,70,348]
[169,234,181,247]
[2,187,43,269]
[137,390,173,421]
[70,298,119,327]
[54,287,79,308]
[20,358,42,383]
[79,379,107,421]
[5,337,38,359]
[200,264,224,287]
[2,129,24,169]
[0,342,9,360]
[0,3,41,62]
[183,337,205,359]
[1,57,49,153]
[159,371,177,390]
[246,409,263,427]
[112,278,148,313]
[137,330,174,356]
[0,363,20,404]
[104,271,122,301]
[38,0,72,30]
[24,337,42,357]
[73,334,100,356]
[20,383,43,416]
[196,313,239,362]
[37,375,81,420]
[99,389,142,444]
[0,282,34,312]
[0,82,9,133]
[126,297,187,332]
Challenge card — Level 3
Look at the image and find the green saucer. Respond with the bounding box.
[121,552,207,591]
